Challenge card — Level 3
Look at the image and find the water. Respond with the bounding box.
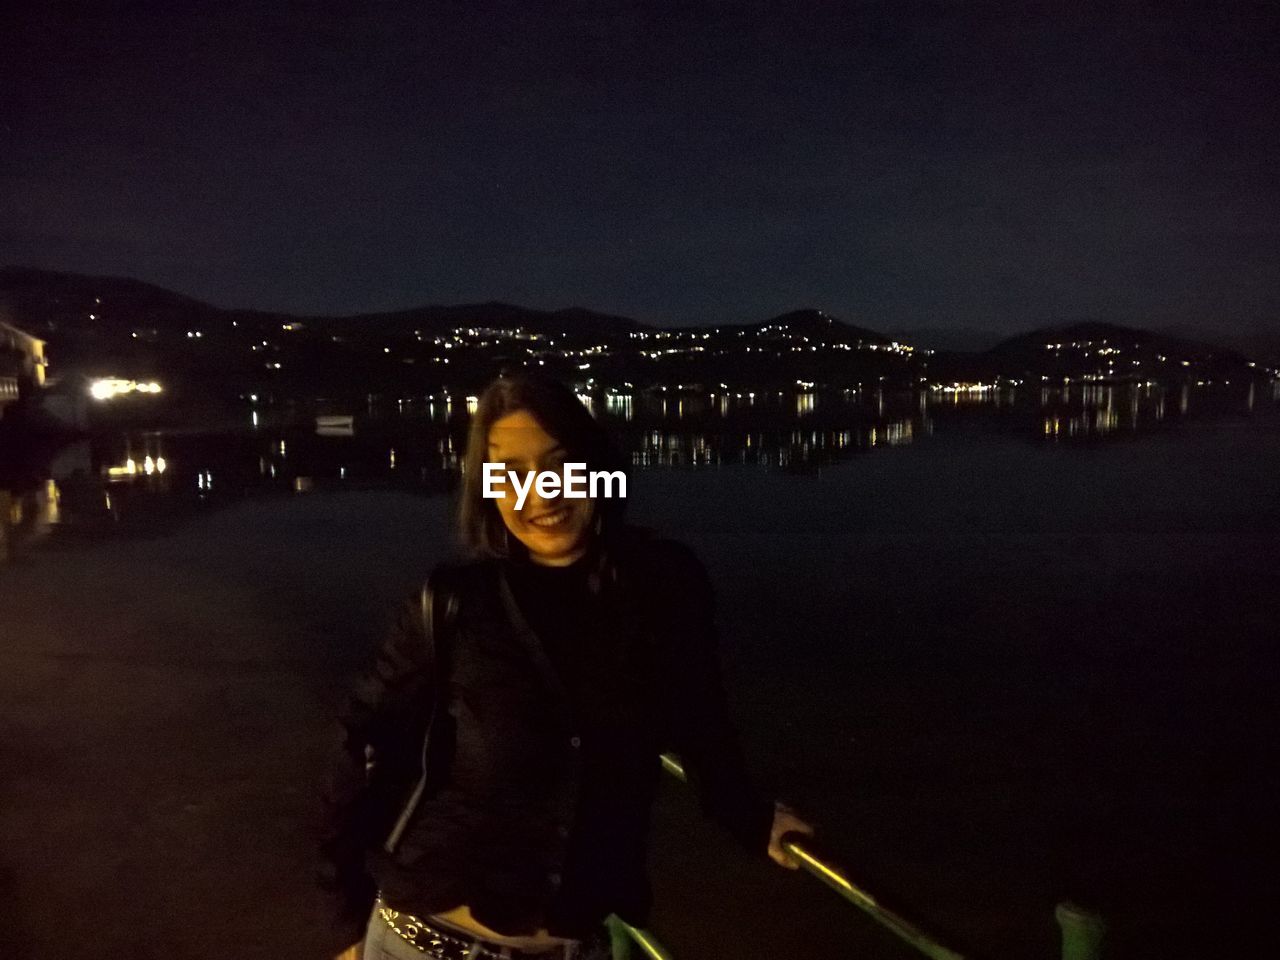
[628,406,1280,958]
[2,380,1274,554]
[1,381,1277,958]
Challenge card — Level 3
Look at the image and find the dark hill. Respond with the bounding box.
[0,269,650,341]
[761,309,893,344]
[0,266,207,311]
[990,321,1155,353]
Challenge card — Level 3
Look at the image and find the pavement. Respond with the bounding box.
[0,490,868,960]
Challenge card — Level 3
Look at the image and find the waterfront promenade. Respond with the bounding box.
[0,491,855,960]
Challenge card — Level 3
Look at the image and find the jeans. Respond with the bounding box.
[361,895,615,960]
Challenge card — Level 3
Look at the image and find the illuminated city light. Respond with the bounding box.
[929,382,997,393]
[89,378,163,400]
[106,459,137,477]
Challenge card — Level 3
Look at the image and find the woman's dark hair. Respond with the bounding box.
[458,372,629,564]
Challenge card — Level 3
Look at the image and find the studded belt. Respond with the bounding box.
[376,900,597,959]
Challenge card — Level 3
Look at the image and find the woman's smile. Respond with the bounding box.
[526,505,572,529]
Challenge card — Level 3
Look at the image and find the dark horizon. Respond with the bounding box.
[4,264,1278,352]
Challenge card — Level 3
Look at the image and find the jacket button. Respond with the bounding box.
[547,871,562,886]
[557,825,570,839]
[569,735,581,748]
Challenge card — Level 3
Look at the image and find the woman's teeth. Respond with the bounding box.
[528,508,570,528]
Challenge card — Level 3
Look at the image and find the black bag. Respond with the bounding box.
[360,570,460,855]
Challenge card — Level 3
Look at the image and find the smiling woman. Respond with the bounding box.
[456,374,633,570]
[317,371,814,960]
[483,407,602,566]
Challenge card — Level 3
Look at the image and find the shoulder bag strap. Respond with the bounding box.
[381,570,459,854]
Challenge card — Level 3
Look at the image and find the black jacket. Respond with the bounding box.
[316,534,775,952]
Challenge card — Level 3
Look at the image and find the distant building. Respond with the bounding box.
[0,320,48,414]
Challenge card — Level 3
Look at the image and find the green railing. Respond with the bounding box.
[602,753,1106,960]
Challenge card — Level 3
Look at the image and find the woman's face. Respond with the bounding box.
[486,408,596,566]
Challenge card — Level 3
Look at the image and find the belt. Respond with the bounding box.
[376,901,599,960]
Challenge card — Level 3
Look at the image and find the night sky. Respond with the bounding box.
[4,1,1278,332]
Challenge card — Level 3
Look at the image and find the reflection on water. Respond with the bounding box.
[1,380,1276,555]
[0,480,61,562]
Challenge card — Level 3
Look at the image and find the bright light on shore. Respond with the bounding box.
[929,382,997,393]
[89,378,163,400]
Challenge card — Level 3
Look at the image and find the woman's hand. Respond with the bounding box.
[332,941,362,960]
[767,800,815,869]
